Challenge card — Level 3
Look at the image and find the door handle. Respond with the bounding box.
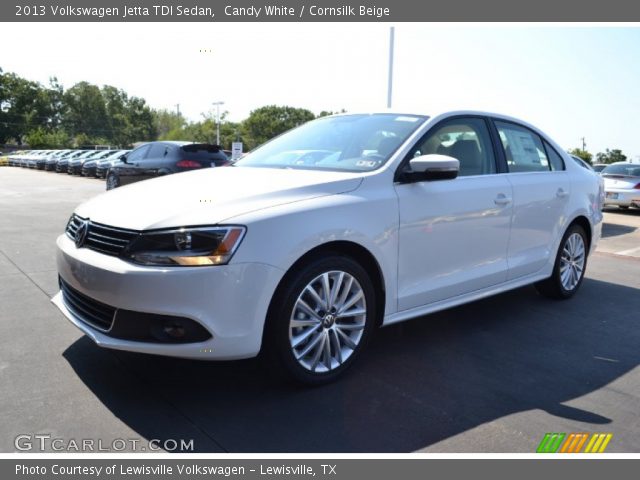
[556,188,569,198]
[494,194,511,206]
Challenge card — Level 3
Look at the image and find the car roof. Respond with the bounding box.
[156,141,194,146]
[329,109,551,132]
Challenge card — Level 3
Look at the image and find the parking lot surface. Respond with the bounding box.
[1,167,639,452]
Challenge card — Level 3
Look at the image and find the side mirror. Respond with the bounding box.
[400,154,459,183]
[120,154,128,164]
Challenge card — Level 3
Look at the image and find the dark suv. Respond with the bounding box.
[106,141,230,190]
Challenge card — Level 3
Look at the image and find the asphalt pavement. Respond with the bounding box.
[0,167,638,453]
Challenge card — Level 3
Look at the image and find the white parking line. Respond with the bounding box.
[615,246,640,256]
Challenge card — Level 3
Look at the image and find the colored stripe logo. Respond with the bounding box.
[537,433,612,453]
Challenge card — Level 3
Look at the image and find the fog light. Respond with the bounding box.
[163,322,186,339]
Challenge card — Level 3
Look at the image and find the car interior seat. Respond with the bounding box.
[450,139,482,176]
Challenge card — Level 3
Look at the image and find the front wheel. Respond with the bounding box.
[535,224,588,299]
[266,255,377,385]
[106,172,120,190]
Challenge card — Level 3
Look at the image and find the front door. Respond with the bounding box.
[395,116,513,310]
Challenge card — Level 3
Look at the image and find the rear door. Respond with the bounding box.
[491,119,570,280]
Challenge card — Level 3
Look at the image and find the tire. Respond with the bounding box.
[535,224,588,299]
[106,172,120,190]
[265,255,377,385]
[619,205,629,210]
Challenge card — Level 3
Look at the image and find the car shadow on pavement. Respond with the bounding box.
[63,277,640,452]
[601,222,637,238]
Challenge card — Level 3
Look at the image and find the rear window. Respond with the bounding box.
[495,121,550,173]
[180,145,228,162]
[602,164,640,176]
[181,143,220,153]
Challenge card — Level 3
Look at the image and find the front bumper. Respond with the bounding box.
[82,166,97,177]
[53,234,284,360]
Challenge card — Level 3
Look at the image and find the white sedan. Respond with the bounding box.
[601,162,640,209]
[53,111,603,384]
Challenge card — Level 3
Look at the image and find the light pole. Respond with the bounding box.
[212,101,224,146]
[387,27,395,109]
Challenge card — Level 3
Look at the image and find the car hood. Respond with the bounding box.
[75,167,364,230]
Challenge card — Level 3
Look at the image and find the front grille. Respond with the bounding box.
[66,215,139,257]
[59,278,116,331]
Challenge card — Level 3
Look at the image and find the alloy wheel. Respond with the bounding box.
[289,270,367,373]
[559,232,585,291]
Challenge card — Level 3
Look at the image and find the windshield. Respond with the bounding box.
[235,114,427,172]
[602,163,640,177]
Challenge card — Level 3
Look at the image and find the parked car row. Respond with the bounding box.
[5,142,232,189]
[7,149,131,180]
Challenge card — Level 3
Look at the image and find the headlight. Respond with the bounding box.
[125,226,246,267]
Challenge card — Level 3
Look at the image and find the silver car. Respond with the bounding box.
[602,162,640,209]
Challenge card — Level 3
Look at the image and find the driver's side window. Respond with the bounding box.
[127,145,150,163]
[411,117,497,177]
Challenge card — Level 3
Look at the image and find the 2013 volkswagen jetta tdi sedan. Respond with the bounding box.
[53,111,603,384]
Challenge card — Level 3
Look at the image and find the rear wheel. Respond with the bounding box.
[266,255,376,385]
[535,224,588,299]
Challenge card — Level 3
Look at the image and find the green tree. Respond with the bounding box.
[101,85,129,146]
[0,70,62,144]
[124,96,157,144]
[242,105,315,149]
[74,132,109,148]
[218,120,244,150]
[154,109,186,139]
[43,77,65,130]
[596,148,627,164]
[62,81,107,140]
[568,148,593,164]
[167,109,246,149]
[317,109,346,118]
[24,127,71,148]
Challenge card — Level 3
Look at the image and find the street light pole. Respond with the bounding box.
[212,101,224,146]
[387,26,395,109]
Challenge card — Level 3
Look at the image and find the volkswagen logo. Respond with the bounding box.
[75,220,90,248]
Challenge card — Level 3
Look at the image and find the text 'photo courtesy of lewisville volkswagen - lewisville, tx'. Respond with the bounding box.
[1,2,640,471]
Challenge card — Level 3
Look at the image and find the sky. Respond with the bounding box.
[2,23,639,159]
